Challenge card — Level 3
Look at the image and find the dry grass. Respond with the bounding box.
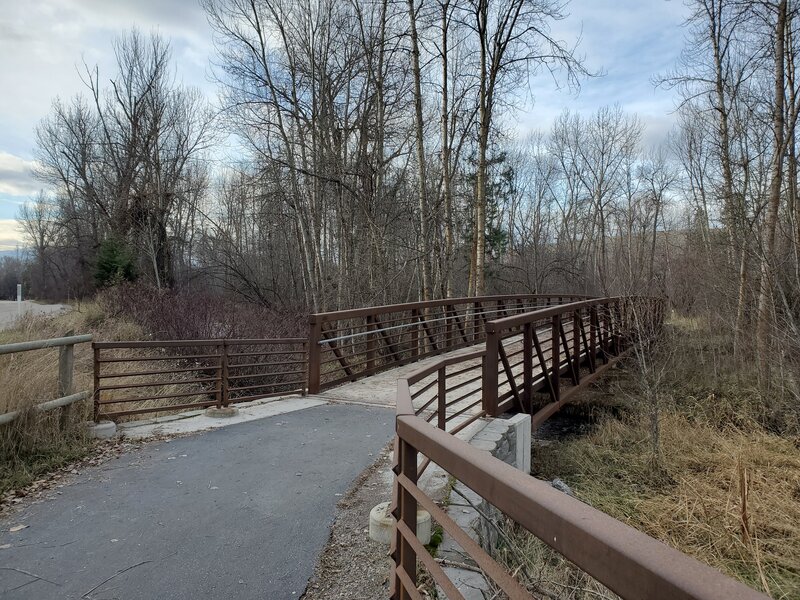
[496,319,800,600]
[527,414,800,598]
[0,302,146,493]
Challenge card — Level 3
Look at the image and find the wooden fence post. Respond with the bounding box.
[58,330,74,429]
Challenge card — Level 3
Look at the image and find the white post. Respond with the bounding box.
[16,283,22,317]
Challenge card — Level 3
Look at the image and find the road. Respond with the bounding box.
[0,403,393,599]
[0,301,69,330]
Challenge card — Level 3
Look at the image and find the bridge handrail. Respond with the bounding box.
[309,293,592,321]
[307,294,590,393]
[482,296,666,420]
[391,296,767,600]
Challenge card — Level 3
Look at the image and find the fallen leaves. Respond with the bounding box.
[9,524,28,532]
[0,437,157,516]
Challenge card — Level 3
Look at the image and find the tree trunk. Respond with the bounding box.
[756,0,787,385]
[407,0,432,302]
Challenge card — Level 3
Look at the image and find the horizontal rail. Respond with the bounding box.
[318,307,544,346]
[310,294,589,322]
[93,338,306,349]
[0,391,91,426]
[0,334,92,355]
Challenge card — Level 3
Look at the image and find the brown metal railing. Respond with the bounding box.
[391,297,766,600]
[93,338,308,420]
[307,294,589,393]
[483,296,665,425]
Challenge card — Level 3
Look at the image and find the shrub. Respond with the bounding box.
[94,237,136,288]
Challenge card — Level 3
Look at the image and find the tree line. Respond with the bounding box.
[10,0,800,390]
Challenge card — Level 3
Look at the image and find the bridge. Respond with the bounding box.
[2,295,767,599]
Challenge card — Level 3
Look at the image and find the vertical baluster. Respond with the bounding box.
[438,365,447,430]
[551,314,561,403]
[572,309,581,384]
[523,322,533,410]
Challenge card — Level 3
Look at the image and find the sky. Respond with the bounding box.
[0,0,691,250]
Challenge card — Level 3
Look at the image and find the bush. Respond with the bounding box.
[96,283,305,340]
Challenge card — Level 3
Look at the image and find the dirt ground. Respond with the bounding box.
[302,443,394,600]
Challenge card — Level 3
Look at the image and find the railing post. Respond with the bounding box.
[599,303,608,363]
[302,341,309,396]
[572,309,580,384]
[392,435,418,599]
[551,314,561,404]
[92,343,100,423]
[410,309,420,359]
[523,322,533,409]
[438,365,447,430]
[446,305,453,349]
[308,316,322,394]
[216,344,224,408]
[483,325,500,416]
[221,340,230,407]
[58,330,74,429]
[589,305,598,371]
[473,301,482,342]
[366,315,376,372]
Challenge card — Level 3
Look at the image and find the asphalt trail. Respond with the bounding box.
[0,403,393,599]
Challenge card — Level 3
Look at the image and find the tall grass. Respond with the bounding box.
[0,303,144,495]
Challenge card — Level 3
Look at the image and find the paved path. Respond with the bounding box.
[0,301,69,330]
[0,403,392,600]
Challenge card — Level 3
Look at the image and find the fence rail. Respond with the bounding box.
[0,333,92,426]
[93,338,308,420]
[391,296,766,600]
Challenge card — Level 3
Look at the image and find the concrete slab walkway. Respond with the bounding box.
[0,403,392,600]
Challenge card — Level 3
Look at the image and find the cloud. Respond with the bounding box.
[511,0,691,145]
[0,0,215,159]
[0,219,25,251]
[0,152,39,198]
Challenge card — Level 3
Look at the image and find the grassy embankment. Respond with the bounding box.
[494,317,799,599]
[0,302,143,495]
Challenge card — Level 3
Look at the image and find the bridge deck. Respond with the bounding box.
[312,324,573,428]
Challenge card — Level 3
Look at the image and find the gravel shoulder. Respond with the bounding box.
[0,301,70,330]
[302,443,395,600]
